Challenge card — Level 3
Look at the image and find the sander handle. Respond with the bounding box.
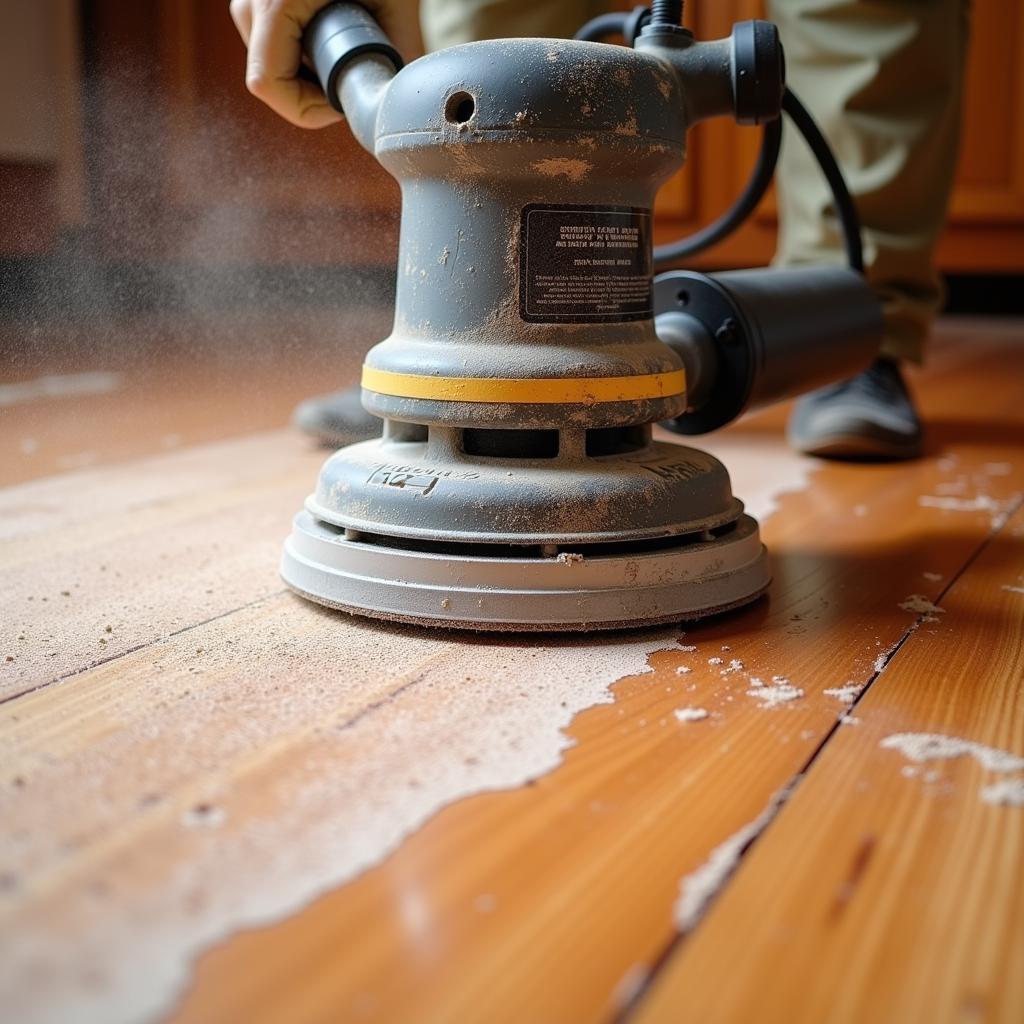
[303,3,403,114]
[655,266,883,435]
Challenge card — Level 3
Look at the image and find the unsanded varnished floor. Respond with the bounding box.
[1,317,1023,1024]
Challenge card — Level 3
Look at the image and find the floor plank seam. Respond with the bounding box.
[333,667,439,737]
[1,589,287,708]
[612,783,802,1024]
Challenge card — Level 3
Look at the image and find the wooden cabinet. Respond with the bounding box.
[649,0,1024,272]
[15,1,1024,272]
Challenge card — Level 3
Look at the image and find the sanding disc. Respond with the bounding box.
[281,508,770,631]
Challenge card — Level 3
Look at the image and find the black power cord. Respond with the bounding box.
[653,117,781,268]
[778,88,864,273]
[574,11,629,42]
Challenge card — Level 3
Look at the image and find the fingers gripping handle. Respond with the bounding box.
[303,3,403,113]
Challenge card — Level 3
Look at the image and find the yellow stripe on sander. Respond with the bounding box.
[361,366,686,404]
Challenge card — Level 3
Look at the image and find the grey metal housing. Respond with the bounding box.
[280,5,875,631]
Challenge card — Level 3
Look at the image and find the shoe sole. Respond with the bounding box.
[790,431,923,462]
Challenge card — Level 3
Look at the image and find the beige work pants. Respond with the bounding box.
[421,0,970,362]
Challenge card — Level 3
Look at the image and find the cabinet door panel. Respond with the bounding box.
[648,0,1024,271]
[948,0,1024,224]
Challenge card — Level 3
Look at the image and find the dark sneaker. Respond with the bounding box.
[787,358,924,460]
[293,384,381,446]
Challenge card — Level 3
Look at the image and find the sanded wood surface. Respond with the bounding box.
[1,319,1022,1024]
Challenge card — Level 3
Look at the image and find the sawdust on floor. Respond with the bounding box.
[881,732,1024,807]
[1,623,682,1024]
[673,707,710,722]
[673,784,794,932]
[2,418,828,1022]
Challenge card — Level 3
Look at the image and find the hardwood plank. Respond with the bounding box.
[1,322,1021,1024]
[631,505,1024,1024]
[0,431,323,700]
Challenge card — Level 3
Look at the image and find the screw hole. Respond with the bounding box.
[676,289,690,306]
[445,91,476,124]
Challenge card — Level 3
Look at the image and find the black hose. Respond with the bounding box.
[574,13,628,42]
[780,88,864,272]
[653,88,865,274]
[654,116,782,269]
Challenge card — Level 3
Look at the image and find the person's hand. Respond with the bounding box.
[230,1,420,129]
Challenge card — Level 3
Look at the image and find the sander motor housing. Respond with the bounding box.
[280,3,882,631]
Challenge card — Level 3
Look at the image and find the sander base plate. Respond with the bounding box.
[281,508,770,632]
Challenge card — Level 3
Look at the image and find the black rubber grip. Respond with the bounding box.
[303,3,404,113]
[731,20,785,126]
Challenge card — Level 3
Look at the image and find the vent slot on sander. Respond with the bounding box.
[329,518,740,559]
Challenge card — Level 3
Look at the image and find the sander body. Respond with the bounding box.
[281,2,882,631]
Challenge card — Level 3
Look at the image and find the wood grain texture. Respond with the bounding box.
[0,320,1022,1024]
[633,504,1024,1024]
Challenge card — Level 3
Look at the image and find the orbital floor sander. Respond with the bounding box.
[280,1,882,631]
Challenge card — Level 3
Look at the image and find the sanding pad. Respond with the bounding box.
[281,432,770,631]
[281,509,769,630]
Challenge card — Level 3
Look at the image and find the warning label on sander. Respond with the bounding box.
[519,204,652,323]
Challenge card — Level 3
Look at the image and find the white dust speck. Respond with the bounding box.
[980,778,1024,806]
[918,493,1017,529]
[473,893,497,913]
[610,963,650,1013]
[673,707,709,723]
[823,684,861,704]
[675,666,692,675]
[922,572,943,582]
[674,785,793,931]
[0,371,122,407]
[708,657,724,666]
[839,715,861,727]
[873,653,889,673]
[899,594,944,615]
[1002,585,1024,595]
[747,683,803,707]
[881,733,1024,774]
[679,645,697,653]
[56,451,99,470]
[720,645,731,652]
[748,676,765,689]
[918,495,998,512]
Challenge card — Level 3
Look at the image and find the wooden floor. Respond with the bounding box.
[1,317,1022,1024]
